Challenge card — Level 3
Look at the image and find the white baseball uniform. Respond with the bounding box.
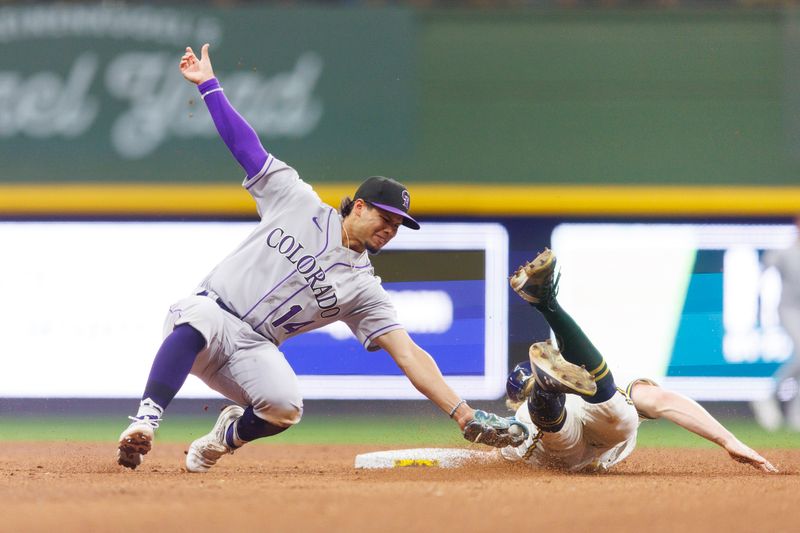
[500,379,655,472]
[165,155,403,426]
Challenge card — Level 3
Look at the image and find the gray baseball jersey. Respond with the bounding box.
[198,154,402,351]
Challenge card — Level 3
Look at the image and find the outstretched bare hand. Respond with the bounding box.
[179,43,215,85]
[725,439,778,473]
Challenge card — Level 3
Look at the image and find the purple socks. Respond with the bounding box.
[141,324,206,409]
[225,406,288,448]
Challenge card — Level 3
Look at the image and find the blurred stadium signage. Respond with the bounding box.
[1,50,323,159]
[5,6,800,187]
[0,4,413,183]
[0,221,508,400]
[551,223,797,401]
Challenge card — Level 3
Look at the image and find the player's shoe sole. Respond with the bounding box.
[529,341,597,397]
[185,405,245,473]
[117,423,155,470]
[509,249,557,305]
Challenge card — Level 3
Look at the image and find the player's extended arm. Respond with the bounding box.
[631,383,778,473]
[373,329,528,447]
[179,43,268,178]
[374,329,474,429]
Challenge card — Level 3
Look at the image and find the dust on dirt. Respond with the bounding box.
[1,443,797,533]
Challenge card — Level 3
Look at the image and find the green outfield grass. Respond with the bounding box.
[1,415,799,448]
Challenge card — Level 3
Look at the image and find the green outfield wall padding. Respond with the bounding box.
[1,6,798,187]
[416,10,790,185]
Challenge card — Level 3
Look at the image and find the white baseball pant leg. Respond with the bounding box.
[164,295,303,428]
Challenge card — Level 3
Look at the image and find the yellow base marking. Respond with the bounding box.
[393,459,440,468]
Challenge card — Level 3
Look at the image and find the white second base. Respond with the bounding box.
[354,448,494,469]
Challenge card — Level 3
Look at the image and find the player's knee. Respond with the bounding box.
[252,399,303,428]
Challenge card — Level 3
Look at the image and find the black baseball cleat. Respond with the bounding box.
[528,341,597,397]
[509,248,560,308]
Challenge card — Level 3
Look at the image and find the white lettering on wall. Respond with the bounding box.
[0,53,98,138]
[0,6,325,158]
[105,51,324,159]
[0,6,221,46]
[225,53,324,139]
[722,247,793,363]
[0,50,324,158]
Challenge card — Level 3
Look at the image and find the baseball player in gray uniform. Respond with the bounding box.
[754,215,800,431]
[500,249,777,473]
[117,44,523,472]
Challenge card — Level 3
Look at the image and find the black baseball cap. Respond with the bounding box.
[354,176,420,230]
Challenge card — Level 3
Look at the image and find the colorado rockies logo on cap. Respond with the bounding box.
[353,176,420,230]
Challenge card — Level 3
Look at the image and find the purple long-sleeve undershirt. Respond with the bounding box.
[198,77,269,178]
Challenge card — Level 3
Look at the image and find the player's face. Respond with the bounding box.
[350,201,403,254]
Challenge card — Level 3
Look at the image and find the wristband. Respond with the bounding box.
[449,399,467,419]
[198,77,222,99]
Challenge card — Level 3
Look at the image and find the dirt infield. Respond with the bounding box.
[1,442,798,533]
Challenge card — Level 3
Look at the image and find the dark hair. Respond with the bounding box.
[340,196,374,218]
[339,196,354,217]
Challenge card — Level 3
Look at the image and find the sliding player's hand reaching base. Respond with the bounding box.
[724,438,778,473]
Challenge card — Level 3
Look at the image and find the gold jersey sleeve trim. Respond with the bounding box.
[625,378,661,420]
